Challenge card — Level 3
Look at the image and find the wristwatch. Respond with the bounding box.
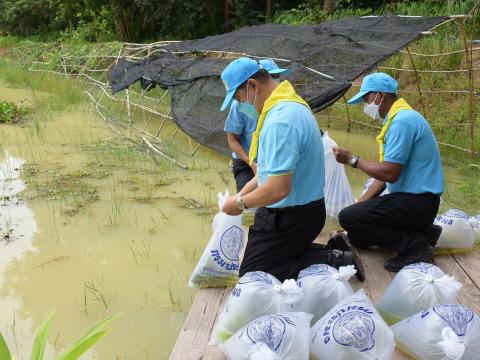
[235,195,247,210]
[350,155,360,168]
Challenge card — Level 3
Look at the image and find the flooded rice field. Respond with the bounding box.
[0,73,476,359]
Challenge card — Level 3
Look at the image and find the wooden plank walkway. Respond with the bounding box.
[170,233,480,360]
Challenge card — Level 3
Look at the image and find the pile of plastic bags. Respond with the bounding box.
[189,191,244,288]
[211,260,478,360]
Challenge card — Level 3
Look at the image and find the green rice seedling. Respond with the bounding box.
[84,279,110,311]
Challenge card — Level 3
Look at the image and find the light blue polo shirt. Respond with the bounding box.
[383,109,444,195]
[224,100,257,159]
[257,102,325,208]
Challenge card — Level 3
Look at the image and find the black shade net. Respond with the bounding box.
[109,16,448,155]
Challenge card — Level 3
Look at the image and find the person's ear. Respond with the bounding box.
[247,79,259,94]
[377,92,385,104]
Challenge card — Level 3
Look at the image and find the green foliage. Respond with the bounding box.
[0,101,27,123]
[0,332,12,360]
[30,311,54,360]
[0,311,120,360]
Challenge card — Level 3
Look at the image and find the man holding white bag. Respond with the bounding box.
[331,72,444,272]
[220,57,365,282]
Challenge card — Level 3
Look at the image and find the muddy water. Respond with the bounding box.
[0,83,233,359]
[0,80,472,359]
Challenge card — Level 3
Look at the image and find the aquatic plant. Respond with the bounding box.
[0,101,27,124]
[0,311,120,360]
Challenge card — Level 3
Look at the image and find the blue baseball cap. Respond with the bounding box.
[347,72,398,105]
[220,57,290,111]
[259,59,291,75]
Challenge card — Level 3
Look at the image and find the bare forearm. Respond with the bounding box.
[356,159,398,183]
[238,175,258,196]
[241,175,291,209]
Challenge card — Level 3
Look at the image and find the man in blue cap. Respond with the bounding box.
[330,72,444,272]
[219,57,365,282]
[225,59,290,192]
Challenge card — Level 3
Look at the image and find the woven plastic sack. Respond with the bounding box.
[219,312,312,360]
[392,304,480,360]
[378,262,462,324]
[323,132,355,220]
[361,177,389,196]
[188,191,244,288]
[211,271,304,344]
[469,214,480,244]
[295,264,355,323]
[310,289,395,360]
[434,209,475,254]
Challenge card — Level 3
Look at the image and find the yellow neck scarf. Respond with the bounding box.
[248,80,310,164]
[375,98,412,162]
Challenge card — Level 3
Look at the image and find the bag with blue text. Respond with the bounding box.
[392,304,480,360]
[310,289,395,360]
[378,262,462,324]
[189,191,244,288]
[210,271,304,344]
[295,264,355,323]
[434,209,476,254]
[322,132,356,221]
[219,312,312,360]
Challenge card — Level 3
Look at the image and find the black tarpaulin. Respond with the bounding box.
[109,16,448,155]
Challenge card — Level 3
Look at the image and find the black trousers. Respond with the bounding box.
[339,192,440,254]
[232,158,255,193]
[240,198,329,281]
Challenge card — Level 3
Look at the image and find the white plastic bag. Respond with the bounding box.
[210,271,304,344]
[219,312,312,360]
[323,132,356,220]
[378,262,462,324]
[310,289,395,360]
[469,214,480,244]
[188,191,244,288]
[392,304,480,360]
[434,209,475,253]
[361,177,389,196]
[295,264,355,323]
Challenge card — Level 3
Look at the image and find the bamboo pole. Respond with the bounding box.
[405,46,427,118]
[457,19,476,159]
[342,96,351,133]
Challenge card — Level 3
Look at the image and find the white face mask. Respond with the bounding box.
[363,93,382,120]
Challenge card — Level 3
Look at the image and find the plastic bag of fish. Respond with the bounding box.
[189,191,244,288]
[378,262,462,324]
[310,289,395,360]
[219,312,312,360]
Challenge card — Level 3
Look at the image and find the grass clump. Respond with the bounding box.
[0,100,28,123]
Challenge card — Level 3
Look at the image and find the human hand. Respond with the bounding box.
[221,195,243,215]
[333,146,353,165]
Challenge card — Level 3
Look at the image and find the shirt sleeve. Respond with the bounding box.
[224,101,244,134]
[383,117,416,165]
[261,121,300,175]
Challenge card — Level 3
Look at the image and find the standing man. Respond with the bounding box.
[220,57,365,282]
[331,72,444,272]
[225,59,290,192]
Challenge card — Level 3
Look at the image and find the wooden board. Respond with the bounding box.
[170,232,480,360]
